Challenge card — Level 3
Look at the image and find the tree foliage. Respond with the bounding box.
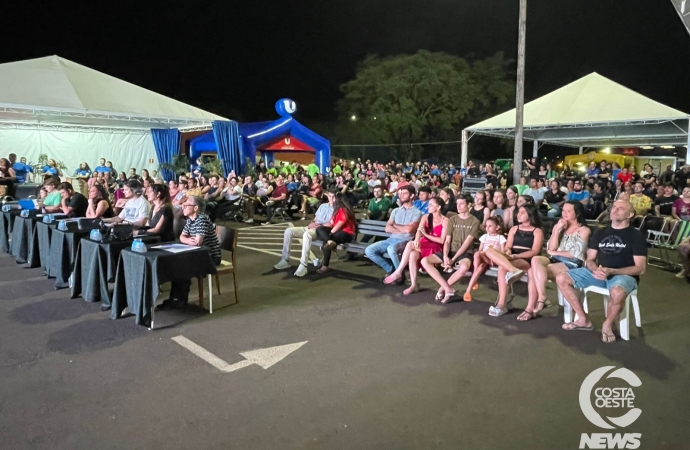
[338,50,514,161]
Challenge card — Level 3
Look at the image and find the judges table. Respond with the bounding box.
[71,235,161,305]
[47,228,91,289]
[111,245,217,328]
[11,215,36,265]
[0,210,19,254]
[35,221,56,273]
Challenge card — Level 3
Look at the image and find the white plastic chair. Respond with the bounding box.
[562,286,641,341]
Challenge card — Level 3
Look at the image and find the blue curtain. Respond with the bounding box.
[151,128,181,181]
[212,121,241,175]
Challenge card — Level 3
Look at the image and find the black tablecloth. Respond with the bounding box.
[11,216,36,264]
[0,211,19,254]
[71,236,160,304]
[35,221,56,273]
[111,245,217,327]
[47,228,91,289]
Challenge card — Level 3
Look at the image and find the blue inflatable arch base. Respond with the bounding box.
[189,116,330,175]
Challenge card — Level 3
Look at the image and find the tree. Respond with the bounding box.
[338,50,514,162]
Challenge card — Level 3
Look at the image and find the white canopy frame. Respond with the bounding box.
[461,73,690,166]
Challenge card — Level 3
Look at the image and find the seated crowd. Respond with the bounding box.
[8,153,690,336]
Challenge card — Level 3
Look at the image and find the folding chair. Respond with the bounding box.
[655,220,690,270]
[206,225,239,313]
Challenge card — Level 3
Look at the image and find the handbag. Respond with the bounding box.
[108,224,134,241]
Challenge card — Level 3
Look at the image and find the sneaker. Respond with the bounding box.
[266,200,275,206]
[261,221,271,226]
[675,270,687,278]
[294,264,308,277]
[505,269,524,284]
[274,259,291,270]
[244,218,254,224]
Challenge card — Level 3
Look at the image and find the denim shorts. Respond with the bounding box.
[566,268,638,295]
[550,255,584,270]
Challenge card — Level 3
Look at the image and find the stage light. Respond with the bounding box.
[350,115,357,121]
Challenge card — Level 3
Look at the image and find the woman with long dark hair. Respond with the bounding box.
[315,193,356,273]
[140,183,175,242]
[520,201,590,321]
[471,190,490,226]
[384,197,448,295]
[439,188,457,215]
[484,203,544,317]
[85,183,114,219]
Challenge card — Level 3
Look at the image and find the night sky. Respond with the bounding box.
[3,0,690,128]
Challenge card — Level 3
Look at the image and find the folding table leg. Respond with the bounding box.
[208,274,213,314]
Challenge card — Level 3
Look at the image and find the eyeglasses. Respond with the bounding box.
[182,204,195,208]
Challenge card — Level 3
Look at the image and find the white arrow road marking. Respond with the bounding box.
[172,336,307,373]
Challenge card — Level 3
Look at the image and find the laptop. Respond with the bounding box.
[18,199,37,210]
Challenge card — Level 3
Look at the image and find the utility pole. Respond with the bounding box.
[513,0,527,184]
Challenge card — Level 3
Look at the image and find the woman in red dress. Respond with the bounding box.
[384,197,448,295]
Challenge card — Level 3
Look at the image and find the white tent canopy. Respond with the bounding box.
[0,55,226,176]
[461,72,690,165]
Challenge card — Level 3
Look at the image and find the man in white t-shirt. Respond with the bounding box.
[104,180,150,227]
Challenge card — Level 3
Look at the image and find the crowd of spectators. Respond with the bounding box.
[4,152,690,332]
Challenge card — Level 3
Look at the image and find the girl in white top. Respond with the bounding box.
[463,216,507,301]
[520,200,590,321]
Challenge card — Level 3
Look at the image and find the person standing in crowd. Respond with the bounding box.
[158,196,221,310]
[74,162,92,180]
[483,204,544,317]
[674,164,690,190]
[85,183,113,219]
[384,197,448,295]
[421,194,480,303]
[557,200,647,343]
[41,158,63,180]
[586,161,599,178]
[672,186,690,221]
[9,154,33,184]
[365,186,422,280]
[642,163,657,188]
[103,180,150,227]
[274,188,336,277]
[521,201,589,321]
[314,193,356,274]
[93,158,110,175]
[57,182,88,218]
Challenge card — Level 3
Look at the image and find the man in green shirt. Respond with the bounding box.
[367,186,392,221]
[353,172,369,202]
[514,176,529,195]
[266,161,278,177]
[307,163,320,178]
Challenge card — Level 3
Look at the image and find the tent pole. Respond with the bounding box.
[579,146,583,155]
[513,0,528,184]
[461,129,468,168]
[532,140,538,159]
[686,118,690,164]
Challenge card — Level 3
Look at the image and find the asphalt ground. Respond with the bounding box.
[0,220,689,450]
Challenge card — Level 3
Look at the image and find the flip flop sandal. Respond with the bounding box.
[562,323,594,331]
[463,292,473,302]
[601,331,617,343]
[517,310,535,321]
[489,306,508,317]
[472,283,479,290]
[536,299,551,311]
[435,289,445,301]
[441,291,456,304]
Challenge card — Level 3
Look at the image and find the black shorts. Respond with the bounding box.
[549,255,584,270]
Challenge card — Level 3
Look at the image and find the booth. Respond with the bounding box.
[189,99,330,175]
